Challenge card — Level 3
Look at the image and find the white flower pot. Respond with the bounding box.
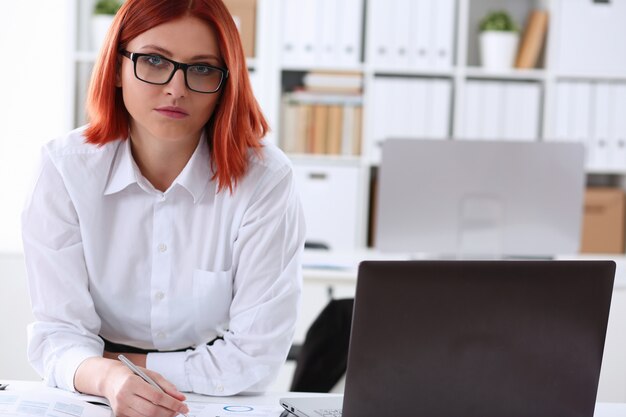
[479,31,519,70]
[91,15,115,52]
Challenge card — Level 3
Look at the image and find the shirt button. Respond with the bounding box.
[155,291,165,301]
[216,385,224,393]
[156,331,166,339]
[158,243,167,252]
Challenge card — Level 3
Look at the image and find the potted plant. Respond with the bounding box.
[479,10,519,70]
[91,0,122,51]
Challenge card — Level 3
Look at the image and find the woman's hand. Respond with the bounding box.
[103,362,189,417]
[75,357,189,417]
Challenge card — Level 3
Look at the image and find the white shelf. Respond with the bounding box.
[464,66,546,81]
[286,154,363,166]
[281,64,365,73]
[245,57,257,70]
[554,72,626,82]
[367,67,455,78]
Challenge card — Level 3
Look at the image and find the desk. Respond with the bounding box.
[1,380,625,417]
[302,249,626,288]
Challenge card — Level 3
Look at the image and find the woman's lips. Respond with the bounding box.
[155,106,189,119]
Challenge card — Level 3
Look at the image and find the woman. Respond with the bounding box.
[21,1,305,416]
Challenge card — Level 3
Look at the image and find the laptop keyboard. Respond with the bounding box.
[314,409,342,417]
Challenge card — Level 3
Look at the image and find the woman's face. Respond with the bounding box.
[119,15,224,146]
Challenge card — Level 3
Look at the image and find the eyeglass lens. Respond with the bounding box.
[135,55,224,93]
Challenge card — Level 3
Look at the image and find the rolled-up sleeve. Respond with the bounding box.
[22,148,103,391]
[147,163,306,395]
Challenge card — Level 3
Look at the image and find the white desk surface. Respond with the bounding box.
[0,380,332,417]
[2,380,626,417]
[303,249,626,288]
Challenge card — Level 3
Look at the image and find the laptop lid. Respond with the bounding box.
[375,139,586,258]
[339,260,615,417]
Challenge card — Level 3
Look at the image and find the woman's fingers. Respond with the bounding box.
[146,369,187,401]
[126,391,182,417]
[133,380,189,415]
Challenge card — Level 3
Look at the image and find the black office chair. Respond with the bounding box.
[290,298,354,392]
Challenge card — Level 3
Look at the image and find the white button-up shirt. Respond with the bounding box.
[22,127,305,395]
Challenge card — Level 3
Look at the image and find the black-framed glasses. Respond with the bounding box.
[120,50,228,94]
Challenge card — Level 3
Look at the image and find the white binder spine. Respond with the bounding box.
[319,0,338,65]
[552,81,571,141]
[337,0,364,67]
[432,0,455,69]
[412,0,433,69]
[610,83,626,170]
[281,0,301,66]
[481,81,502,140]
[570,81,592,145]
[392,0,412,69]
[518,82,541,141]
[591,82,610,171]
[368,0,391,68]
[430,79,451,139]
[387,78,407,140]
[370,77,389,162]
[299,0,318,66]
[502,83,520,141]
[462,81,481,140]
[406,79,426,138]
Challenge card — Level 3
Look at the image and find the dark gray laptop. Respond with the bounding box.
[281,260,615,417]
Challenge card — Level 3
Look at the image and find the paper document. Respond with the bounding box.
[185,401,283,417]
[0,389,284,417]
[0,390,111,417]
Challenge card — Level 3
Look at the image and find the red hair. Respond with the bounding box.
[85,0,268,193]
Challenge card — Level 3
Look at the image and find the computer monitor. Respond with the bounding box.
[374,139,586,258]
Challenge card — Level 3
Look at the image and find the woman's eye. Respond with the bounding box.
[146,55,164,66]
[191,65,212,75]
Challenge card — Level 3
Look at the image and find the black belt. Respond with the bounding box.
[101,336,223,354]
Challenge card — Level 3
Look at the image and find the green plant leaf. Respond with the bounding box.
[94,0,122,15]
[479,10,519,32]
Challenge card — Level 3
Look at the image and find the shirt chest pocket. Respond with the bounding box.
[192,268,233,340]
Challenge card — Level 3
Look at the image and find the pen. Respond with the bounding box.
[118,354,189,417]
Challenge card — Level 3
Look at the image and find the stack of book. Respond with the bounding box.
[280,72,363,156]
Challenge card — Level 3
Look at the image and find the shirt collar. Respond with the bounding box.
[103,133,213,203]
[174,132,213,203]
[104,138,137,196]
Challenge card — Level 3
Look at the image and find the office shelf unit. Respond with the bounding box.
[69,0,626,254]
[271,0,626,252]
[273,0,545,252]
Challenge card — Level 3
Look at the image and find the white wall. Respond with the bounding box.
[0,0,72,379]
[0,254,38,379]
[0,1,73,253]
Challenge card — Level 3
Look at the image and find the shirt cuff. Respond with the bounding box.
[57,346,102,392]
[147,351,191,392]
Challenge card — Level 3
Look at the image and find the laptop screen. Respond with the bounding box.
[375,139,586,258]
